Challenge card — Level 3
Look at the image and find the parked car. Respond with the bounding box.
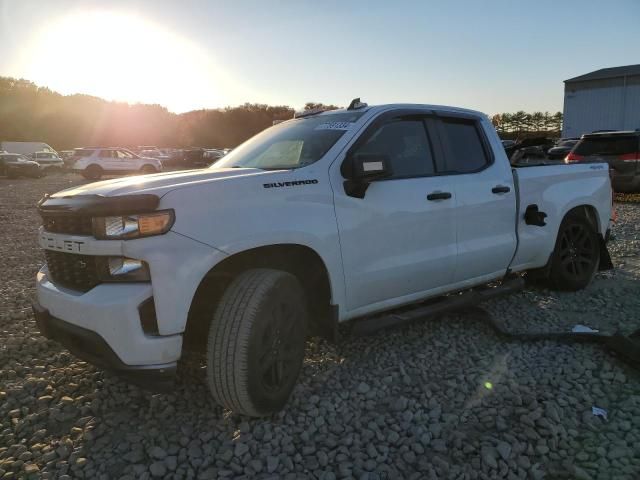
[30,151,65,171]
[507,137,556,164]
[547,139,579,161]
[566,130,640,192]
[135,145,158,154]
[501,139,516,149]
[0,153,42,178]
[70,147,162,180]
[59,150,75,160]
[203,149,225,162]
[178,148,212,169]
[139,149,170,161]
[1,141,57,156]
[33,102,612,417]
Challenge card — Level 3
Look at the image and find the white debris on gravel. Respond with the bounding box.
[1,175,639,479]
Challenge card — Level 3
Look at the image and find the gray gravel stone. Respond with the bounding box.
[267,455,279,473]
[497,441,512,461]
[357,382,371,394]
[234,443,249,457]
[149,446,167,460]
[149,462,166,478]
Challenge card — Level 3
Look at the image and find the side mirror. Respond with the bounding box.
[343,154,392,198]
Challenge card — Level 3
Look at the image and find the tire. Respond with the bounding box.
[140,164,157,174]
[206,269,308,417]
[83,165,102,180]
[547,212,600,291]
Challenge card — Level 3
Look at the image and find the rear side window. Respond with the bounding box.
[440,118,490,173]
[574,136,638,156]
[99,150,113,158]
[354,119,436,178]
[117,150,135,159]
[75,150,95,157]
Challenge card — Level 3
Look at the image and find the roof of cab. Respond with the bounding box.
[310,103,486,118]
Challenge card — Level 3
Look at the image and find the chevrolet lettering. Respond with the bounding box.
[39,234,84,253]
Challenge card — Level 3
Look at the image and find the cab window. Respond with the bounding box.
[352,119,436,179]
[439,118,490,173]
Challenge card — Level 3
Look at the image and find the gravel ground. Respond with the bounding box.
[1,174,639,480]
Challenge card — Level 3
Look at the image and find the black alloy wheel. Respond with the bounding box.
[548,212,600,291]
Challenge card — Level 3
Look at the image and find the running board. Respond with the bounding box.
[351,276,525,336]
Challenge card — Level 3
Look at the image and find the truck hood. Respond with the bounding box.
[50,168,271,198]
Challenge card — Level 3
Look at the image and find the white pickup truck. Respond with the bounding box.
[33,101,613,417]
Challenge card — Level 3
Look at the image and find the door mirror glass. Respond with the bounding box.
[348,153,392,182]
[343,154,392,198]
[352,153,392,181]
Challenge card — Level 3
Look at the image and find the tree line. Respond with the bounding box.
[0,76,562,150]
[0,77,304,151]
[491,111,563,138]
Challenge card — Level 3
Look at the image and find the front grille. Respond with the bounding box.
[44,251,104,292]
[42,215,93,235]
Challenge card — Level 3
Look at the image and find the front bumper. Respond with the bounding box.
[32,302,176,391]
[36,266,182,367]
[38,162,64,170]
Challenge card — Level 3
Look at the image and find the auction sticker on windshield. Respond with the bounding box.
[315,122,354,130]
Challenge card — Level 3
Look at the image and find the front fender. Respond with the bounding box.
[122,232,228,336]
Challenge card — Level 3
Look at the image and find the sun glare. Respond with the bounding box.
[16,10,239,112]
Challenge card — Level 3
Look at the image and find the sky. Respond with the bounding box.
[0,0,638,114]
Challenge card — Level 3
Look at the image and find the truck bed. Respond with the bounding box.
[510,162,611,271]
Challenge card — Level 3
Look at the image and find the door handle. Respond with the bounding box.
[427,191,452,201]
[492,185,511,194]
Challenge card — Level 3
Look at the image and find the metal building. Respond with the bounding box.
[562,64,640,138]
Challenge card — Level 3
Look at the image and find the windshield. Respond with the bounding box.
[214,111,366,170]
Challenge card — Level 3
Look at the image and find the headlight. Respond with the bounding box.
[93,210,174,239]
[98,257,150,282]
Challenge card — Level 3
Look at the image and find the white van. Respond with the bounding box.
[1,142,57,156]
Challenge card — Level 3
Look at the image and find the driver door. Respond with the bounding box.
[332,114,458,314]
[97,150,119,172]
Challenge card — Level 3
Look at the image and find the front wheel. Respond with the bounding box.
[82,165,102,180]
[206,269,308,417]
[547,212,600,291]
[140,164,157,174]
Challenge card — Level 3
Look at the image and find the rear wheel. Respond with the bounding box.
[547,212,600,291]
[206,269,307,417]
[83,164,102,180]
[140,164,157,174]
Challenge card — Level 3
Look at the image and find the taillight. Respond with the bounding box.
[565,152,584,163]
[620,152,639,162]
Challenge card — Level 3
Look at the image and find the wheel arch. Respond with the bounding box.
[183,243,337,352]
[562,204,602,235]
